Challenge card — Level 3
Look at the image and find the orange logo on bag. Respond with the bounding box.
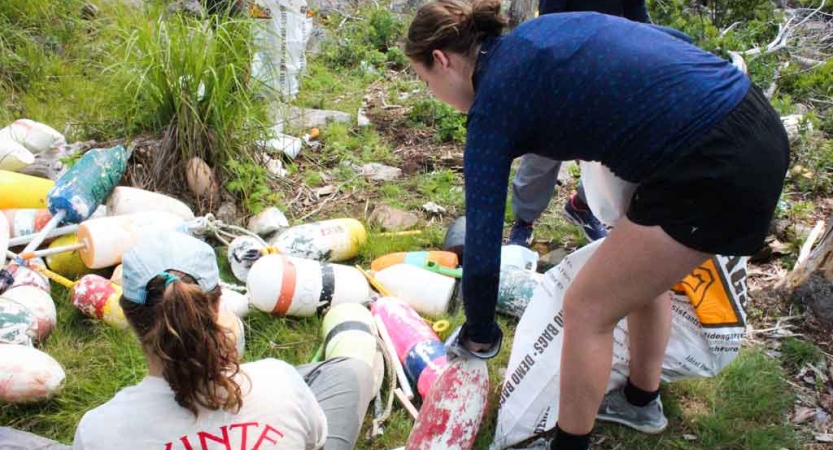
[673,258,743,328]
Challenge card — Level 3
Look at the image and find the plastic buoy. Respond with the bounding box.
[227,235,267,283]
[77,212,187,269]
[106,186,195,219]
[220,288,250,318]
[247,254,370,317]
[217,309,246,357]
[110,264,123,286]
[0,297,38,346]
[501,245,539,272]
[497,266,542,318]
[0,212,8,266]
[370,251,459,272]
[48,145,128,224]
[71,274,128,328]
[374,264,456,318]
[46,233,93,279]
[271,218,367,262]
[442,216,466,260]
[2,209,52,239]
[0,344,66,403]
[322,303,377,368]
[0,171,54,209]
[371,297,448,398]
[0,286,56,343]
[405,357,489,450]
[6,259,50,293]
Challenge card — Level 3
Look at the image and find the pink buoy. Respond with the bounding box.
[405,357,490,450]
[71,275,127,328]
[371,297,448,398]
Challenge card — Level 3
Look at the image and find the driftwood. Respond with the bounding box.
[782,213,833,326]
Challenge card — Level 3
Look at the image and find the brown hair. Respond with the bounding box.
[405,0,507,68]
[120,271,243,416]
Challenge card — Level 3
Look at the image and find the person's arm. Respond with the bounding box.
[459,113,513,346]
[622,0,651,23]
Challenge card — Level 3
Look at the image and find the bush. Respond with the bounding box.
[408,97,467,143]
[321,7,404,70]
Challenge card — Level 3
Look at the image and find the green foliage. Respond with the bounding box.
[788,136,833,195]
[320,7,404,70]
[408,97,467,143]
[779,60,833,103]
[224,158,282,214]
[780,337,823,368]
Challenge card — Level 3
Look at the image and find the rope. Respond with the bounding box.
[187,214,268,247]
[371,332,397,437]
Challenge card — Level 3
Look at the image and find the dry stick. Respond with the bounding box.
[797,220,826,266]
[394,388,419,420]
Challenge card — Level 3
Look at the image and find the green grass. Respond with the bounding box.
[780,337,823,369]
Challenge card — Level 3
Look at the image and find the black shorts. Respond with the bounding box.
[627,84,790,256]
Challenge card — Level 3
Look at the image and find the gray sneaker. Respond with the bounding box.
[597,388,668,434]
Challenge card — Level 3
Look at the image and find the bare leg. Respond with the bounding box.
[557,218,710,434]
[627,291,673,392]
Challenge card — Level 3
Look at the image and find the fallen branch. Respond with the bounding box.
[721,21,743,36]
[797,220,826,266]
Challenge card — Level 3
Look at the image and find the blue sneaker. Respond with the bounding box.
[508,219,534,247]
[563,194,608,241]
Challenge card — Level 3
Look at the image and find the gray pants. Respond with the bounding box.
[297,357,374,450]
[512,154,587,224]
[1,358,374,450]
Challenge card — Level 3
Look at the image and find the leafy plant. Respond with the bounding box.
[408,97,467,143]
[320,7,404,70]
[780,337,823,368]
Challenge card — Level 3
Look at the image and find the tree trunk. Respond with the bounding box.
[784,213,833,326]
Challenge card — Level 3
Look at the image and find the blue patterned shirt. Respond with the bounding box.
[462,13,750,343]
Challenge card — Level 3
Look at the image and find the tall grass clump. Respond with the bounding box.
[108,3,274,211]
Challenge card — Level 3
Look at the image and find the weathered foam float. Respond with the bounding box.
[497,266,542,319]
[1,209,52,240]
[0,297,38,346]
[247,254,370,317]
[322,303,385,394]
[0,212,8,266]
[227,235,267,283]
[0,285,56,343]
[106,186,195,220]
[36,267,127,329]
[270,218,367,263]
[371,297,448,398]
[0,344,66,403]
[46,233,95,279]
[374,264,456,318]
[405,357,490,450]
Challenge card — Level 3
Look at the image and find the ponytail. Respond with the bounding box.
[405,0,507,68]
[120,271,243,416]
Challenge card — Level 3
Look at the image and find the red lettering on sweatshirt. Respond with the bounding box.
[252,425,285,450]
[229,422,259,450]
[198,426,231,450]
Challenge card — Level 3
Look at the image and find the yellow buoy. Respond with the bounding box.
[0,171,54,209]
[46,234,94,280]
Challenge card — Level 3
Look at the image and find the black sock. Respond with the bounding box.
[624,378,660,407]
[550,424,590,450]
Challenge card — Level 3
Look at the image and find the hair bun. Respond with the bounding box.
[470,0,507,37]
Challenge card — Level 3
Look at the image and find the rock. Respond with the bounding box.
[306,26,328,54]
[794,273,833,326]
[81,3,99,19]
[185,157,219,199]
[305,0,353,15]
[770,218,792,239]
[422,202,446,215]
[357,108,371,127]
[266,158,287,177]
[361,163,402,181]
[537,248,568,273]
[316,185,337,197]
[216,201,240,226]
[247,207,289,236]
[168,0,205,15]
[369,205,419,231]
[782,114,812,142]
[282,107,352,130]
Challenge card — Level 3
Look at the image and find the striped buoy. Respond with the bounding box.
[370,251,459,272]
[247,254,370,317]
[374,264,456,318]
[271,218,367,262]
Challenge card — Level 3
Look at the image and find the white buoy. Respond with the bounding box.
[0,297,38,346]
[217,309,246,358]
[0,285,56,343]
[77,212,187,269]
[7,258,50,293]
[106,186,195,219]
[220,288,250,318]
[374,264,456,318]
[322,303,377,368]
[247,254,370,317]
[501,245,539,271]
[271,218,367,262]
[227,235,266,283]
[0,344,66,403]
